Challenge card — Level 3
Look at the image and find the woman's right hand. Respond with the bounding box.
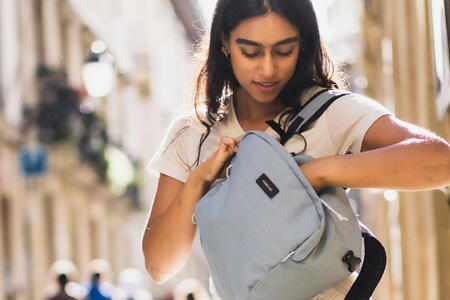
[192,135,242,185]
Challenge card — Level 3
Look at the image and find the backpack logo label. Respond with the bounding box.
[256,173,279,198]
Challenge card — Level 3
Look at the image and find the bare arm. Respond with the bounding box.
[141,173,205,284]
[142,136,240,283]
[301,115,450,191]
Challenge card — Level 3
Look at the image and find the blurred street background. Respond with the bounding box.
[0,0,449,299]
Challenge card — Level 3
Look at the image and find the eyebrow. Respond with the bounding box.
[236,36,299,47]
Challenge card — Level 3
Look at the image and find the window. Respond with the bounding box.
[44,195,55,265]
[0,2,3,111]
[1,197,12,299]
[446,0,450,56]
[431,0,450,119]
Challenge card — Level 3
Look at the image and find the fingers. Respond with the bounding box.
[202,136,243,182]
[236,135,243,145]
[219,136,240,153]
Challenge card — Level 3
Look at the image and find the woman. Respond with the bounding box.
[142,0,450,298]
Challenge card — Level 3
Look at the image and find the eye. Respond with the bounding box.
[241,50,261,58]
[275,50,294,57]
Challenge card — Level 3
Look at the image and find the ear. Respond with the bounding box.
[221,33,230,50]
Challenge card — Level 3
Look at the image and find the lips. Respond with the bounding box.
[254,81,280,92]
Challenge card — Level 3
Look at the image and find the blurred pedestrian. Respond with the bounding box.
[49,274,76,300]
[45,260,85,300]
[84,259,115,300]
[173,278,209,300]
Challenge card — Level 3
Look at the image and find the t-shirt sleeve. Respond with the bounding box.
[146,117,192,183]
[325,93,392,154]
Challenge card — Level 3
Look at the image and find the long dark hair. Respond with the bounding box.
[186,0,340,167]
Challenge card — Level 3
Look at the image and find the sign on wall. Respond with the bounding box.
[19,147,48,177]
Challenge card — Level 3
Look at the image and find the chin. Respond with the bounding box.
[252,92,280,104]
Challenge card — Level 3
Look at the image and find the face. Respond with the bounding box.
[223,12,300,104]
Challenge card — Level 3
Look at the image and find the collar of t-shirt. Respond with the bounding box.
[226,86,325,136]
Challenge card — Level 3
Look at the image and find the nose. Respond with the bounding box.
[259,54,276,79]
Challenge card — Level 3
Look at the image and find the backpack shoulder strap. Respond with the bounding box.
[345,223,387,300]
[266,89,350,145]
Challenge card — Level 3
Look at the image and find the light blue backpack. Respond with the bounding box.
[193,90,386,300]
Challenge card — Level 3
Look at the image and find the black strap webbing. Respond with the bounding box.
[266,89,350,145]
[345,233,387,300]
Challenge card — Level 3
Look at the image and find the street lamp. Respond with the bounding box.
[82,41,115,98]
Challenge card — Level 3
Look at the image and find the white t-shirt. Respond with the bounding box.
[147,86,391,299]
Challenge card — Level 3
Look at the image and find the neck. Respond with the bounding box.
[234,88,286,123]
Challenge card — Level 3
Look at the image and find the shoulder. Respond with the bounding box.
[327,92,392,116]
[299,86,328,105]
[163,110,207,140]
[324,92,392,154]
[299,86,390,112]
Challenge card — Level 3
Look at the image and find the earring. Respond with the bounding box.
[221,46,230,58]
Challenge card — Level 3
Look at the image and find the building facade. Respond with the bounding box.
[0,0,208,299]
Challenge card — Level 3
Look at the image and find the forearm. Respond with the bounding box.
[314,138,450,191]
[142,171,209,283]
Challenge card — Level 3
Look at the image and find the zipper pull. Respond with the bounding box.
[281,251,295,263]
